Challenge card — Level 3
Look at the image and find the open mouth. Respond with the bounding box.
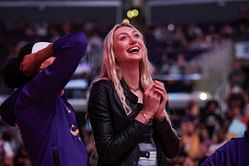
[127,46,140,54]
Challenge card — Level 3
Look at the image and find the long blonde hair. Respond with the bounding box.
[100,23,153,115]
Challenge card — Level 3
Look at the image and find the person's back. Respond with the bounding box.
[201,130,249,166]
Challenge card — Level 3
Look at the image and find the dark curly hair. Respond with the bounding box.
[2,43,36,89]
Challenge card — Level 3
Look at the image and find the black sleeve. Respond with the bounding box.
[153,108,180,158]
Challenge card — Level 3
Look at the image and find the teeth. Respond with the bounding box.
[128,46,139,52]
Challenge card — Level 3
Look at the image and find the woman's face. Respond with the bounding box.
[113,26,144,64]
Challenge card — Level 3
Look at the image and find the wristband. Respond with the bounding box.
[141,111,151,122]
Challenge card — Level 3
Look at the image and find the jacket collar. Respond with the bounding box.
[120,79,139,104]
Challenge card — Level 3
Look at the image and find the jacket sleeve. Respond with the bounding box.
[88,81,151,165]
[153,108,180,158]
[19,32,88,105]
[0,90,20,126]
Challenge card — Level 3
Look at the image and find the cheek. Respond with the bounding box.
[113,42,124,54]
[113,43,126,62]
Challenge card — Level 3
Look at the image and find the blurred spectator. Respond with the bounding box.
[0,132,14,166]
[220,23,235,39]
[187,23,202,40]
[168,116,199,166]
[176,53,188,75]
[80,116,98,166]
[227,111,246,137]
[200,100,222,139]
[62,23,72,34]
[159,55,170,74]
[173,24,188,49]
[228,60,247,90]
[144,24,162,68]
[207,126,229,156]
[241,104,249,125]
[35,22,48,38]
[198,125,212,165]
[206,24,223,47]
[237,6,249,26]
[180,116,201,161]
[186,100,200,121]
[226,92,246,137]
[14,145,31,166]
[87,29,103,77]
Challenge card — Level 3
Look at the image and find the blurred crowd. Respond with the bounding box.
[0,7,249,166]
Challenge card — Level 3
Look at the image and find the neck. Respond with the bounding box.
[119,62,140,91]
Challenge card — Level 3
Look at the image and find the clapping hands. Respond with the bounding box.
[143,80,168,121]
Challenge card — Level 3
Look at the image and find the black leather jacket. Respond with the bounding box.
[88,79,179,166]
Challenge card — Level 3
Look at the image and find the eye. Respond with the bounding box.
[134,33,141,38]
[119,35,127,41]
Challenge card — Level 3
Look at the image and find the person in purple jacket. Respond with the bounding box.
[0,32,88,166]
[201,123,249,166]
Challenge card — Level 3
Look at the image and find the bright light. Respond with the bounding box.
[199,92,208,101]
[127,9,139,19]
[127,10,133,18]
[122,18,130,24]
[168,24,175,32]
[132,9,139,17]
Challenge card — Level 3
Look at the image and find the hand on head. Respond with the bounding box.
[20,52,40,76]
[20,42,53,76]
[20,52,55,76]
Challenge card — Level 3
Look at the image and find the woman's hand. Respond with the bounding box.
[135,83,160,124]
[153,80,168,121]
[142,83,161,118]
[20,52,41,76]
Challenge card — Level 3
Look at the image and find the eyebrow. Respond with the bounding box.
[117,30,139,37]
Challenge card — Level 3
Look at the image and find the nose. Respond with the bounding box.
[129,36,137,44]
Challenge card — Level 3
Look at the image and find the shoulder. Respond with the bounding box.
[227,137,249,149]
[87,79,114,108]
[88,79,114,98]
[214,137,247,156]
[224,137,246,146]
[91,79,113,89]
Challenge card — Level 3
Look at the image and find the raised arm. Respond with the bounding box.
[20,32,88,104]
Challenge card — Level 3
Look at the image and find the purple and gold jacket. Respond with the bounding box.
[0,32,88,166]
